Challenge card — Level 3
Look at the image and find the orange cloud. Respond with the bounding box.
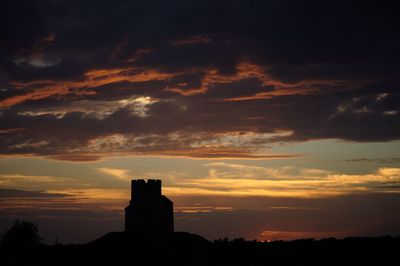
[174,206,232,213]
[0,128,26,134]
[223,88,315,101]
[42,33,55,43]
[43,150,300,162]
[163,165,400,198]
[0,85,96,108]
[18,131,300,162]
[98,167,131,181]
[166,61,343,98]
[145,147,301,160]
[1,67,178,108]
[171,35,211,46]
[165,83,208,96]
[259,230,355,241]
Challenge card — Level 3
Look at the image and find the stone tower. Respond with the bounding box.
[125,179,174,233]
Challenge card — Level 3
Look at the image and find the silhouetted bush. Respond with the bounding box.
[1,219,42,250]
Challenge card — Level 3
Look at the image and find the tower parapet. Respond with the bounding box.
[125,179,174,233]
[131,179,161,203]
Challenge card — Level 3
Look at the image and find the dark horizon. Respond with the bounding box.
[1,186,399,245]
[2,219,399,266]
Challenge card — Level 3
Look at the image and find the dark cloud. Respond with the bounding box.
[0,188,68,198]
[345,158,400,164]
[1,0,399,160]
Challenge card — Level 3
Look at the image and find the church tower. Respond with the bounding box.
[125,179,174,233]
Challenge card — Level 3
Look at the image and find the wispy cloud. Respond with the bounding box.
[1,67,177,108]
[164,164,400,198]
[170,35,211,46]
[0,173,73,190]
[97,167,131,181]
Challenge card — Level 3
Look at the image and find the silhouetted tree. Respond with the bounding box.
[1,219,42,250]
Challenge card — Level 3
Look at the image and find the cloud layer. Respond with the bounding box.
[1,0,399,161]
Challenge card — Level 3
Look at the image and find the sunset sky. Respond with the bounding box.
[1,0,400,243]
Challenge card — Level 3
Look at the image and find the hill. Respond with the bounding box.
[1,232,399,265]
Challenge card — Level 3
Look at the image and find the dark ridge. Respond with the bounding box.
[87,231,209,248]
[1,233,399,266]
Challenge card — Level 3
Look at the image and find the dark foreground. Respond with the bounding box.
[1,232,399,265]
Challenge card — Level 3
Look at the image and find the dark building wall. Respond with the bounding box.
[125,179,174,233]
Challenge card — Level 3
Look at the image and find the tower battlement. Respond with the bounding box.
[131,179,161,203]
[125,179,174,233]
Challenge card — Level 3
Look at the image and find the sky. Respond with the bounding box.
[1,0,400,244]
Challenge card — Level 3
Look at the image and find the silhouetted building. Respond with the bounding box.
[125,179,174,233]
